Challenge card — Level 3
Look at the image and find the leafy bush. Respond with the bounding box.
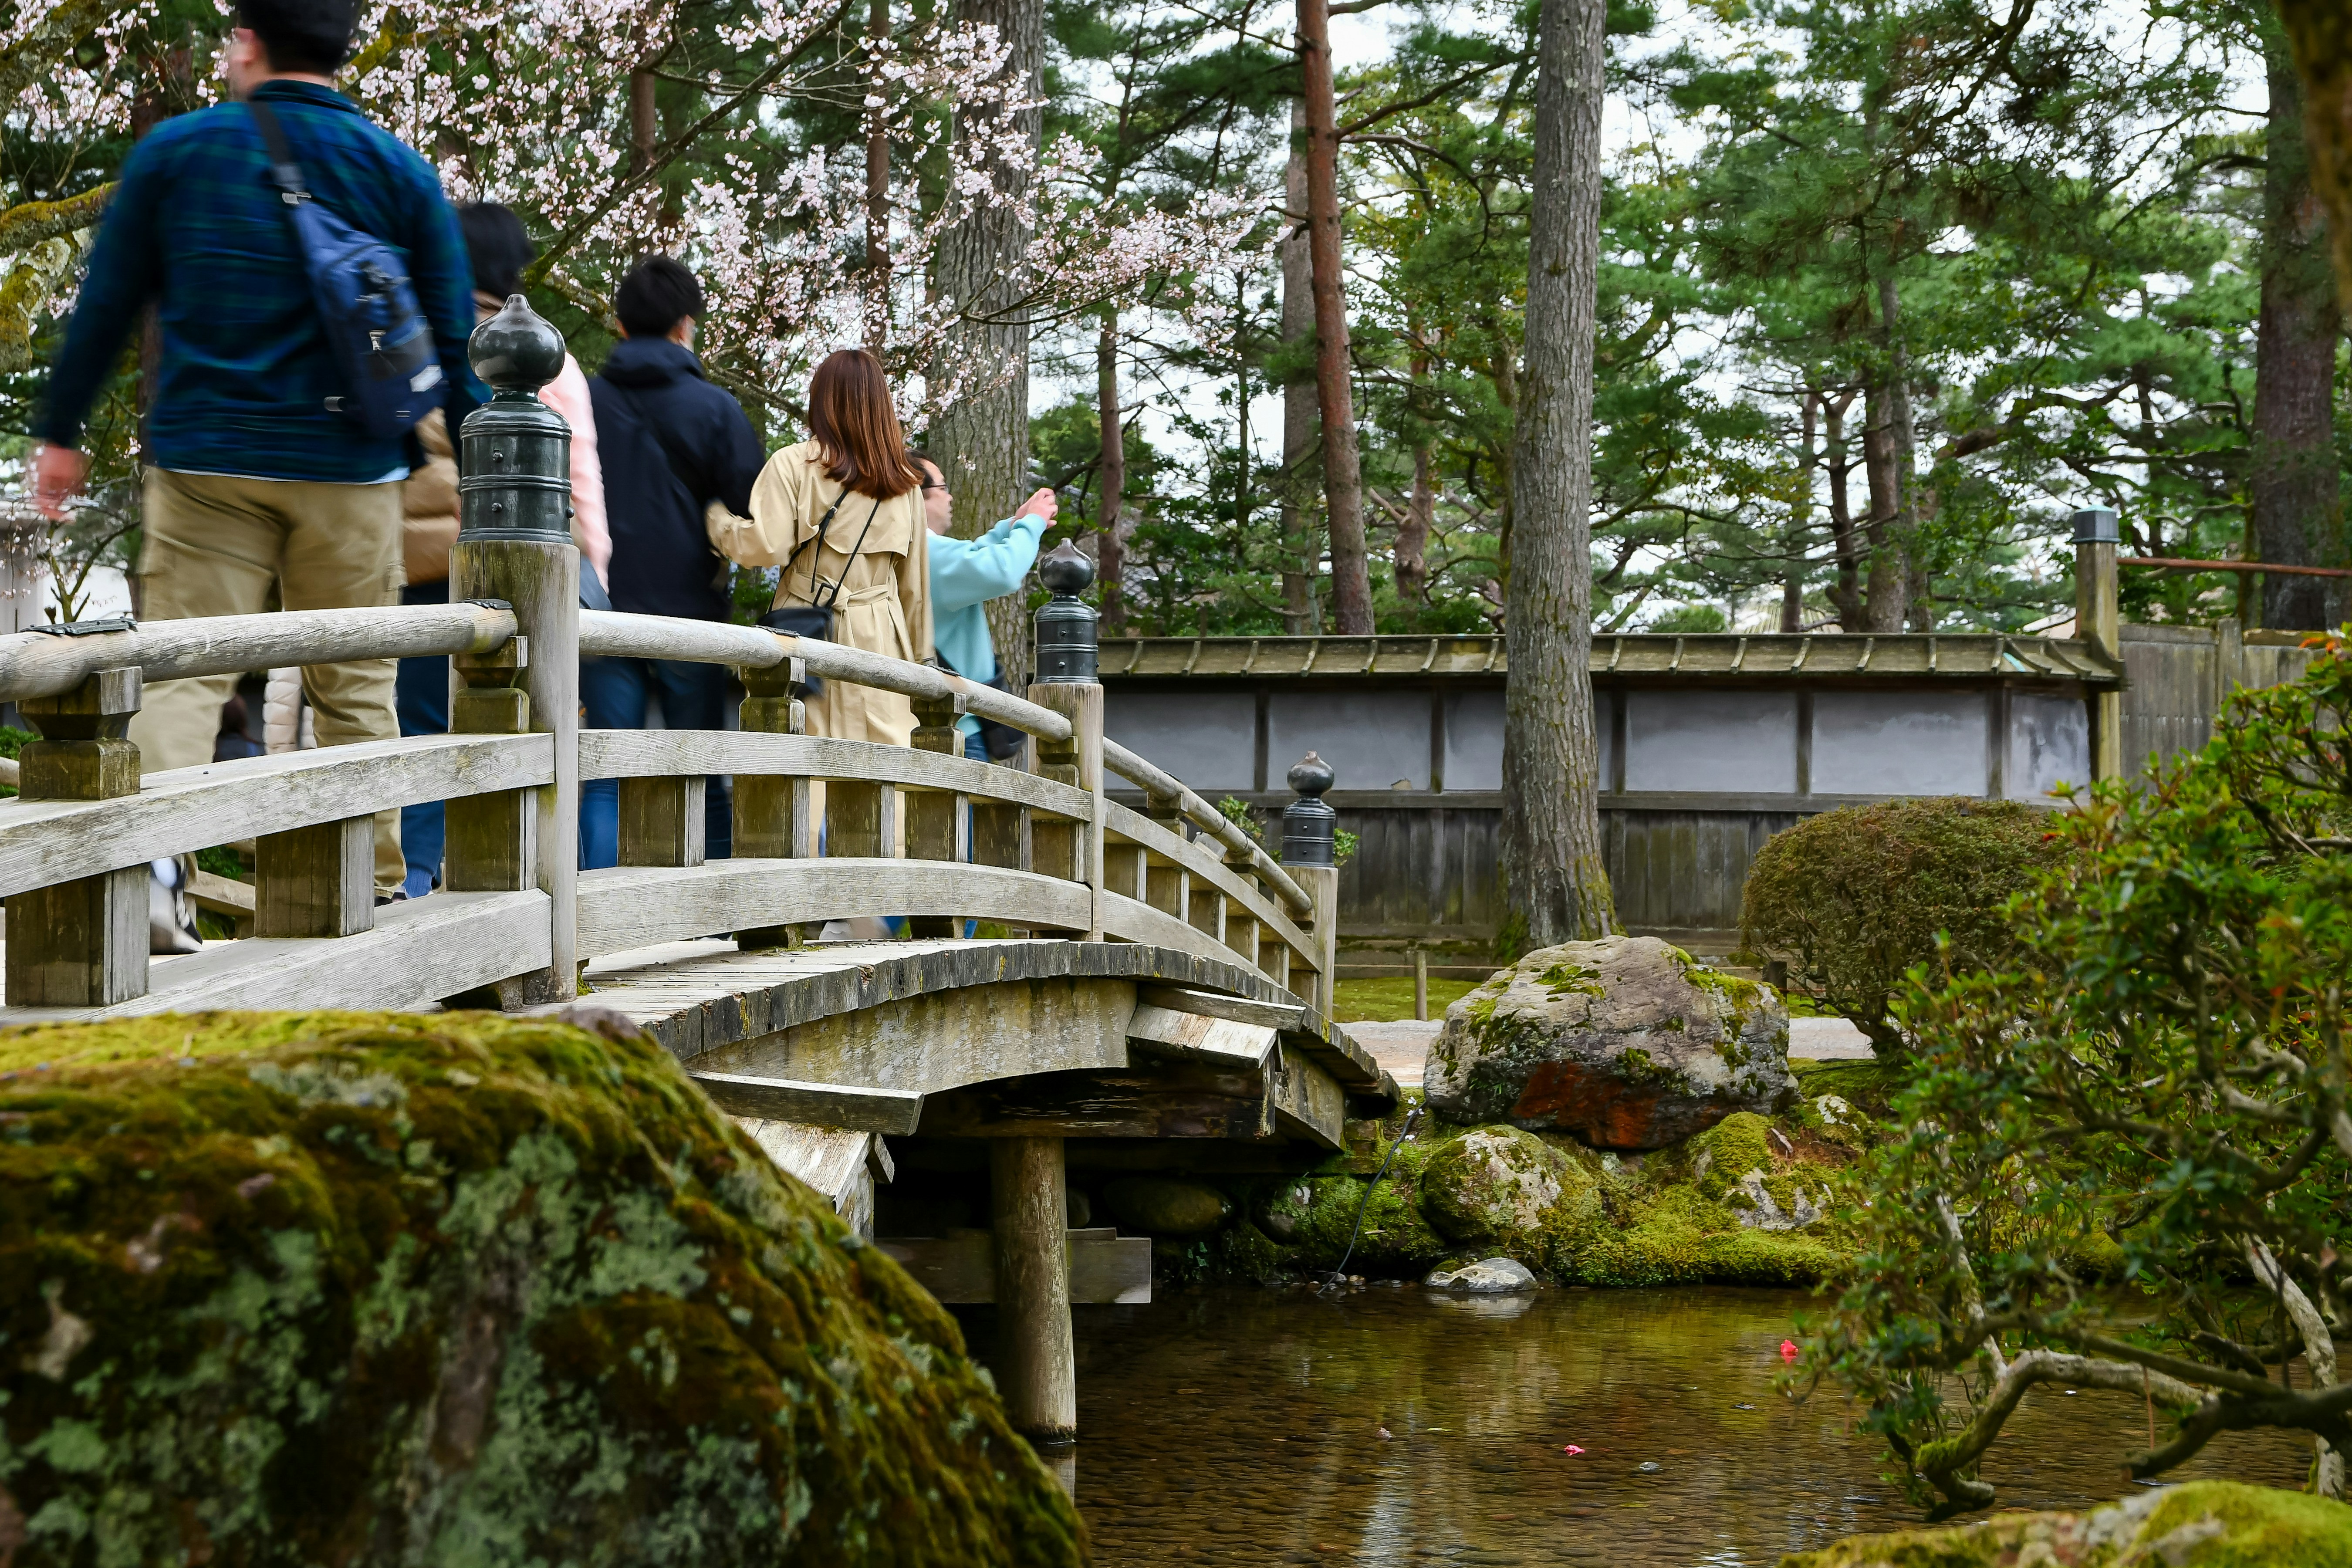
[1740,796,2071,1056]
[1801,641,2352,1517]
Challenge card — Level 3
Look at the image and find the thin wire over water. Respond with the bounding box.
[966,1285,2309,1566]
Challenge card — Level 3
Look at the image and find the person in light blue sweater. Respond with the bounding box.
[916,452,1058,758]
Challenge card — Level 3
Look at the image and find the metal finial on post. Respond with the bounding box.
[459,295,573,542]
[448,292,580,1005]
[2068,507,2119,545]
[1033,540,1099,684]
[1281,751,1338,867]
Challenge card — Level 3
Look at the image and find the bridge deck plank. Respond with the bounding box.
[567,937,1393,1102]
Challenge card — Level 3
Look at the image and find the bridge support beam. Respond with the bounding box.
[990,1135,1076,1444]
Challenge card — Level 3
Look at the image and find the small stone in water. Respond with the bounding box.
[1377,1427,1392,1440]
[1732,1402,1757,1410]
[1636,1460,1664,1473]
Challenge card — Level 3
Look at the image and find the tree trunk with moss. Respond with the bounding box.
[2254,24,2346,629]
[929,0,1042,682]
[1501,0,1614,950]
[2277,0,2352,309]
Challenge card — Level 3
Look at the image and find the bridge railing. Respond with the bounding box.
[0,566,1338,1020]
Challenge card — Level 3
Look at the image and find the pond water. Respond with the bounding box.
[962,1285,2308,1566]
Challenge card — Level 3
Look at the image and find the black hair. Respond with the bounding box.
[235,0,356,75]
[614,255,705,339]
[457,204,536,301]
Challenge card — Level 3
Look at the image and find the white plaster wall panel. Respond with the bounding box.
[1443,689,1506,791]
[1268,690,1431,792]
[1812,690,1988,797]
[1623,689,1797,793]
[2008,693,2091,801]
[1102,690,1258,793]
[1599,688,1618,790]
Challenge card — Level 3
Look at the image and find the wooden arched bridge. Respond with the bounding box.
[0,534,1392,1446]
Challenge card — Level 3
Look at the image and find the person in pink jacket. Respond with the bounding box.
[392,202,608,898]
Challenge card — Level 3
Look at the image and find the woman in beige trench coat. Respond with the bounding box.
[707,348,932,746]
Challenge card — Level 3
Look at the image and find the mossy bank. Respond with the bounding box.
[1778,1481,2352,1567]
[0,1012,1085,1567]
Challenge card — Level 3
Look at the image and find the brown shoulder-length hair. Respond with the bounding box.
[808,349,926,499]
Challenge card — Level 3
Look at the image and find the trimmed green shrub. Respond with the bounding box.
[1739,795,2070,1056]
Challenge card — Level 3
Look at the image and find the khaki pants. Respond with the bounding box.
[128,469,407,896]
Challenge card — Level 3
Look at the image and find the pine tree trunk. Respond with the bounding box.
[1877,272,1932,631]
[2254,33,2345,631]
[1278,101,1321,635]
[1399,431,1432,601]
[1783,391,1816,632]
[1097,313,1127,635]
[1859,379,1909,634]
[1501,0,1613,950]
[929,0,1043,680]
[2275,0,2352,309]
[1824,389,1863,630]
[1296,0,1374,634]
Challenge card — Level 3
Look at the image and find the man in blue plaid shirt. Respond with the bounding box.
[30,0,481,912]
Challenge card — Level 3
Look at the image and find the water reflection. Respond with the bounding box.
[961,1284,2308,1566]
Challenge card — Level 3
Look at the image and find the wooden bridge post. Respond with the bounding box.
[734,658,810,950]
[1142,788,1191,928]
[6,666,146,1005]
[906,693,965,937]
[1282,752,1340,1017]
[990,1136,1077,1444]
[447,296,578,1004]
[2072,507,2122,781]
[1028,541,1104,940]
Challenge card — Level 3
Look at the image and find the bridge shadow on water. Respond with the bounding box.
[960,1285,2308,1566]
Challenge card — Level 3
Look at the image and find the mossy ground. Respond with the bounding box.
[0,1011,1085,1567]
[1778,1481,2352,1567]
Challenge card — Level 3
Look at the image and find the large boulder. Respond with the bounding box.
[0,1012,1083,1567]
[1423,936,1794,1149]
[1781,1480,2352,1566]
[1418,1126,1598,1246]
[1103,1175,1229,1235]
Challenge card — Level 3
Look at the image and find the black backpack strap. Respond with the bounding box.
[247,100,310,204]
[811,495,885,611]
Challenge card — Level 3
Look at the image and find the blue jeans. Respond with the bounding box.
[580,656,733,869]
[395,580,451,899]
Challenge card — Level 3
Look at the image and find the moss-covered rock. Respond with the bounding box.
[1281,1144,1451,1277]
[1425,936,1794,1149]
[0,1012,1085,1567]
[1102,1176,1228,1236]
[1418,1125,1598,1247]
[1777,1481,2352,1567]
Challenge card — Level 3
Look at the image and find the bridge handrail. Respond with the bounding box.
[0,591,1340,1020]
[1100,739,1310,918]
[576,609,1074,745]
[0,603,519,705]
